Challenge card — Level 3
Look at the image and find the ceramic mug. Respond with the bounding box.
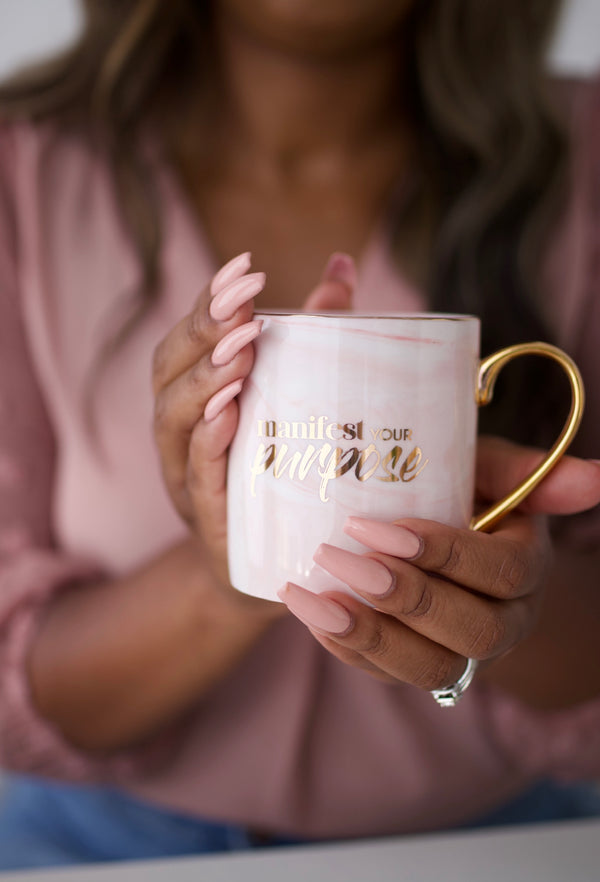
[227,312,584,602]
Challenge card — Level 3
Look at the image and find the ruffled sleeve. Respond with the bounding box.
[0,126,174,781]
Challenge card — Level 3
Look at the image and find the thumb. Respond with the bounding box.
[476,435,600,515]
[302,252,356,312]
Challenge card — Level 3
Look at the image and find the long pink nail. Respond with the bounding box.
[204,378,244,422]
[344,518,422,559]
[211,320,263,367]
[210,252,252,297]
[314,544,393,597]
[277,582,353,635]
[322,252,357,288]
[210,273,266,322]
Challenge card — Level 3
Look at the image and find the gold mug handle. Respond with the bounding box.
[470,342,585,533]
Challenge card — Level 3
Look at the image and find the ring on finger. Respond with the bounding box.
[430,657,478,708]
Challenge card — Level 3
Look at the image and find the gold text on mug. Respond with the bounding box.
[249,441,429,502]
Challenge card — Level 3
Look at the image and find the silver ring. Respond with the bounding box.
[430,658,478,708]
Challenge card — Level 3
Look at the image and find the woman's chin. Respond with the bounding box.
[215,0,413,59]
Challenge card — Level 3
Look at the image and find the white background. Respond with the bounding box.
[0,0,598,80]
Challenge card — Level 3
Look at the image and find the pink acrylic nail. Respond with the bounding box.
[204,378,244,422]
[210,252,252,297]
[211,320,263,367]
[277,582,353,635]
[344,518,422,559]
[314,544,393,597]
[209,273,266,322]
[322,252,357,288]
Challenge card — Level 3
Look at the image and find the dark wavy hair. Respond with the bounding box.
[0,0,569,443]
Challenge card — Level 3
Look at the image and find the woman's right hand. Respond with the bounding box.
[152,251,356,588]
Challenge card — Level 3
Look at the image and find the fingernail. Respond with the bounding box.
[211,320,263,367]
[210,273,266,322]
[210,252,252,297]
[344,518,422,559]
[277,582,353,636]
[204,378,244,422]
[314,544,393,597]
[322,252,357,289]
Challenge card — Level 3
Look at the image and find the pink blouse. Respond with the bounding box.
[0,77,599,838]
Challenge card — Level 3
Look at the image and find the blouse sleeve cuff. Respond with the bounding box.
[0,549,181,782]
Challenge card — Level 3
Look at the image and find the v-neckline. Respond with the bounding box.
[158,156,425,316]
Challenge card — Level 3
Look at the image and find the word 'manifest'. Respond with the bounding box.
[256,416,414,443]
[250,415,428,502]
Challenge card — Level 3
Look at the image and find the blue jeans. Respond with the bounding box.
[0,774,599,870]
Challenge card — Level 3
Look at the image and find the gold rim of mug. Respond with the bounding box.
[255,311,478,321]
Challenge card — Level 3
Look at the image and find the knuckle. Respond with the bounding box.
[402,572,434,620]
[415,654,457,692]
[436,536,462,578]
[185,308,206,346]
[468,609,507,659]
[491,544,529,597]
[356,620,389,660]
[188,361,208,392]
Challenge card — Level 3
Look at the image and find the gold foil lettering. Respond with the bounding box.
[298,445,320,479]
[314,415,329,440]
[377,445,402,482]
[273,444,303,480]
[355,443,381,482]
[291,422,308,439]
[326,422,344,441]
[250,443,276,495]
[249,420,427,500]
[256,420,276,437]
[399,447,429,482]
[318,446,358,502]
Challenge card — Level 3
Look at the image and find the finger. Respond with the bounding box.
[152,253,262,394]
[476,436,600,515]
[302,252,356,312]
[304,630,399,684]
[344,512,547,600]
[313,544,537,661]
[154,343,255,510]
[278,582,466,692]
[186,398,240,573]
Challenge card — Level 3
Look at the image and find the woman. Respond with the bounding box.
[0,0,599,868]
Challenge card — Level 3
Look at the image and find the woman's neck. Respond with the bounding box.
[209,11,407,182]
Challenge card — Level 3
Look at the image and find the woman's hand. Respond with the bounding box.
[31,251,362,754]
[152,251,355,585]
[152,251,264,583]
[278,438,600,698]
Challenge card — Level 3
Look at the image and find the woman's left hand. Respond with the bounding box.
[278,437,600,693]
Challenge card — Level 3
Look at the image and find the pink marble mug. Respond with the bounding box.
[227,312,583,603]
